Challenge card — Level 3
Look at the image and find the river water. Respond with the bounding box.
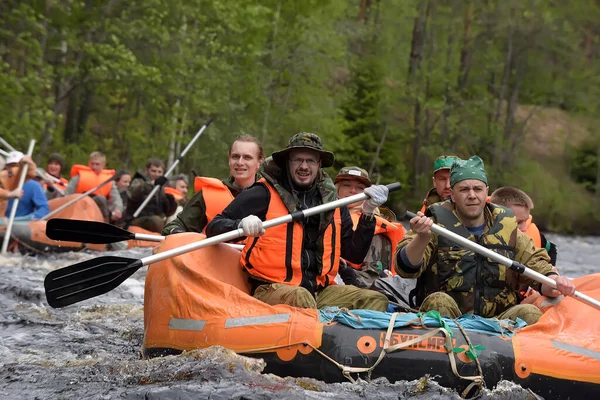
[0,232,596,400]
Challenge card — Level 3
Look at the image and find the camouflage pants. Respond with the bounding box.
[130,215,165,233]
[420,292,543,325]
[253,283,389,311]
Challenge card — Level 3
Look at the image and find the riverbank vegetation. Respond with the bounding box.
[1,1,599,233]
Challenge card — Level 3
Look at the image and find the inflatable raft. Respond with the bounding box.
[0,195,158,254]
[143,233,600,399]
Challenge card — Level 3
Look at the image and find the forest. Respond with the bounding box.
[1,0,599,233]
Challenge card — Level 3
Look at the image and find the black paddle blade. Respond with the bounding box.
[44,256,142,308]
[46,218,134,244]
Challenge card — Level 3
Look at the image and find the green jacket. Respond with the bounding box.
[396,201,555,318]
[162,176,241,235]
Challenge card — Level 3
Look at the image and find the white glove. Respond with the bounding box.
[238,215,265,237]
[362,185,389,214]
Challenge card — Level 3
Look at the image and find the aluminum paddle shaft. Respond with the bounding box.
[406,211,600,311]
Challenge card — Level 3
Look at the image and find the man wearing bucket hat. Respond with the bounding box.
[420,155,461,213]
[0,151,50,223]
[395,156,576,325]
[333,166,406,288]
[207,132,390,311]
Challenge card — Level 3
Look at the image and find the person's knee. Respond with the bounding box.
[514,304,542,325]
[420,292,461,318]
[254,284,317,309]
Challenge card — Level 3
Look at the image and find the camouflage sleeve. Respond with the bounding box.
[515,229,555,290]
[393,229,438,278]
[162,191,208,235]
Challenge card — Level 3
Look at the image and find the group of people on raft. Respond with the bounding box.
[0,131,576,325]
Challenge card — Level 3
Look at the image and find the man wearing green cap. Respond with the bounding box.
[395,156,576,325]
[207,133,390,311]
[334,166,406,288]
[420,155,461,213]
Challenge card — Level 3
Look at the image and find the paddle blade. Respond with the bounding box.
[44,256,141,308]
[46,218,135,244]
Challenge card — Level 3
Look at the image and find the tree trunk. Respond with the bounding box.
[167,99,181,169]
[457,0,473,91]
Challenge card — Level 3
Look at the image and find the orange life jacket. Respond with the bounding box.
[523,215,542,248]
[163,186,184,201]
[193,177,235,232]
[70,165,115,197]
[42,176,69,192]
[343,212,406,274]
[241,180,342,288]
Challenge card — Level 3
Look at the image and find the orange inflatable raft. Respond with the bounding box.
[143,233,600,399]
[0,195,159,254]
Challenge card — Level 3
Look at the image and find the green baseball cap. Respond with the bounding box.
[433,155,461,173]
[272,132,335,168]
[450,155,488,186]
[334,166,372,187]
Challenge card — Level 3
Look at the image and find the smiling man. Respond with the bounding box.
[395,156,576,325]
[206,132,391,311]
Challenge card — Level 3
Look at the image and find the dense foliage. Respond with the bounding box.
[1,0,599,232]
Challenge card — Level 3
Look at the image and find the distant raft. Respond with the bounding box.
[0,194,158,254]
[143,233,600,399]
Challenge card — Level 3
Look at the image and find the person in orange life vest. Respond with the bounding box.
[420,155,462,213]
[206,132,391,311]
[162,135,264,235]
[0,151,50,223]
[124,158,177,233]
[113,169,132,215]
[65,151,123,221]
[41,153,69,200]
[490,186,559,304]
[164,174,189,225]
[333,166,406,288]
[0,155,26,204]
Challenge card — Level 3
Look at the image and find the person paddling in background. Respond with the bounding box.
[0,156,25,202]
[113,169,131,220]
[162,135,264,235]
[0,151,50,223]
[65,151,123,222]
[333,166,406,288]
[124,158,177,233]
[396,156,575,325]
[421,155,461,213]
[164,174,189,224]
[206,132,391,311]
[41,153,69,200]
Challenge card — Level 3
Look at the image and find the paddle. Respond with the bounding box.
[1,139,36,254]
[44,182,401,308]
[46,218,164,244]
[36,168,65,196]
[405,211,600,311]
[41,174,116,221]
[127,117,213,225]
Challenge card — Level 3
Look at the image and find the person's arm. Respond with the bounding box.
[394,212,437,278]
[206,184,270,237]
[162,191,208,235]
[515,230,575,297]
[339,206,376,264]
[540,232,558,266]
[64,176,78,195]
[31,183,50,219]
[108,182,123,212]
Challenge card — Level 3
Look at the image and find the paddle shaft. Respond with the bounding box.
[405,211,600,311]
[0,137,17,152]
[36,170,65,196]
[134,182,402,268]
[0,148,7,156]
[41,175,115,220]
[132,117,213,219]
[1,140,36,254]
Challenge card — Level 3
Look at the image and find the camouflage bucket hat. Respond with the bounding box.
[272,132,335,168]
[450,155,488,186]
[334,166,372,187]
[433,155,461,173]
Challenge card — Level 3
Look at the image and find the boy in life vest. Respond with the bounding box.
[206,132,391,311]
[162,135,264,236]
[334,166,406,288]
[396,156,575,325]
[41,153,69,200]
[420,155,462,213]
[65,151,123,222]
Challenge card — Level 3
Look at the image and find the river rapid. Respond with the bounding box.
[0,232,596,400]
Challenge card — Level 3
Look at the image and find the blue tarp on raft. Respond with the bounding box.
[318,307,526,337]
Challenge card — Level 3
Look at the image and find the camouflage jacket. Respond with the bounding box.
[396,201,554,317]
